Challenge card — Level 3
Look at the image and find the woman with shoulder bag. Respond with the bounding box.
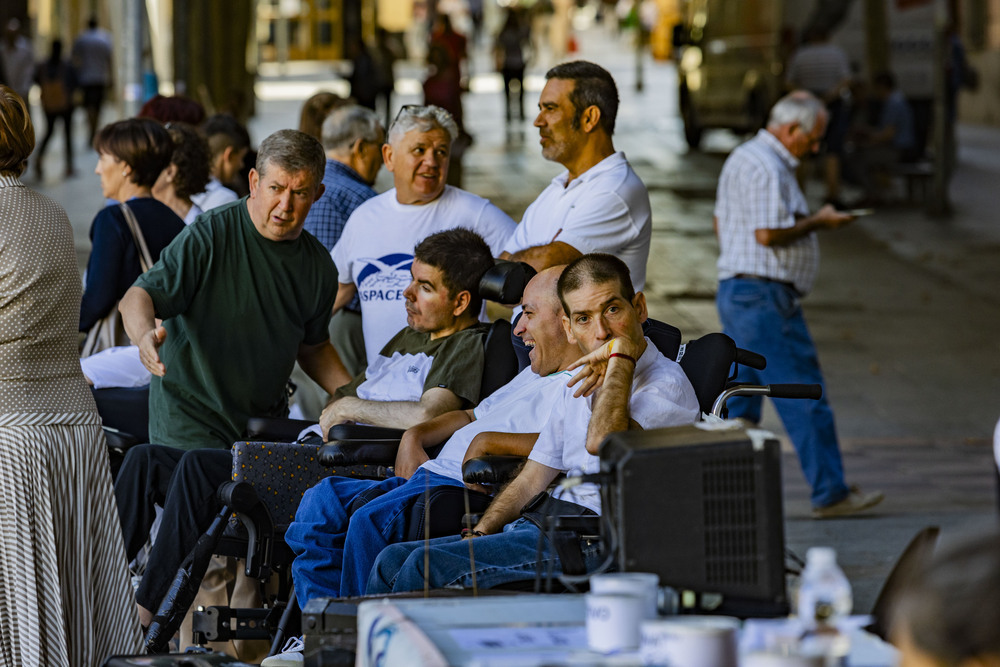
[79,118,185,354]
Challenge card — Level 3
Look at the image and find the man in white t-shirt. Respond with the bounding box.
[500,61,652,292]
[366,254,700,593]
[331,105,516,368]
[287,267,585,602]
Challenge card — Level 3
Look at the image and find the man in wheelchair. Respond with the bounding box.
[366,254,700,593]
[287,265,588,602]
[118,227,495,630]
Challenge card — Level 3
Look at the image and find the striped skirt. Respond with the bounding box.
[0,413,143,666]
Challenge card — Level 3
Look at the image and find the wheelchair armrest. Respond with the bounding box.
[318,439,402,466]
[246,417,316,441]
[328,424,406,441]
[478,261,537,304]
[463,455,527,485]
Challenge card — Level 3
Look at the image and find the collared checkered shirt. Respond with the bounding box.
[715,129,819,295]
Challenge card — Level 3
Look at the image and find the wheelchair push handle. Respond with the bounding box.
[711,383,822,417]
[766,383,823,400]
[735,348,767,370]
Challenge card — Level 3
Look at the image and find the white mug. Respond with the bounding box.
[586,592,644,654]
[639,616,740,667]
[590,572,660,619]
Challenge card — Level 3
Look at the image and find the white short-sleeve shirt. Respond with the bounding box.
[421,367,576,481]
[502,152,652,291]
[527,340,699,514]
[332,185,516,367]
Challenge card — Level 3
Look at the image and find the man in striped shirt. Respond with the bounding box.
[714,91,883,519]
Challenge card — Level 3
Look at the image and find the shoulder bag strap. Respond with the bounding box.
[119,201,155,273]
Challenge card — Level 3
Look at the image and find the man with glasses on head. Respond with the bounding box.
[331,104,515,371]
[714,90,883,519]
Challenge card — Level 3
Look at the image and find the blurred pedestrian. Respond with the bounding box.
[0,19,33,103]
[347,36,379,111]
[72,16,113,145]
[298,91,347,141]
[152,122,211,224]
[34,39,77,180]
[0,82,144,665]
[373,28,402,129]
[494,9,532,123]
[786,26,852,207]
[714,91,883,519]
[80,119,184,341]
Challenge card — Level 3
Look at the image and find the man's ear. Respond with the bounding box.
[452,290,472,318]
[313,183,326,203]
[632,291,648,324]
[382,143,395,172]
[247,168,259,198]
[579,105,601,133]
[561,314,577,344]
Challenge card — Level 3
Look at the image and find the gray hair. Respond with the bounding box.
[321,105,384,153]
[387,105,459,145]
[767,91,826,133]
[256,129,325,188]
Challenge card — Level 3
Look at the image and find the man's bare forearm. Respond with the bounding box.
[505,241,582,273]
[473,460,557,535]
[405,409,475,450]
[585,356,636,454]
[119,286,157,344]
[464,431,539,463]
[298,342,352,395]
[332,282,357,315]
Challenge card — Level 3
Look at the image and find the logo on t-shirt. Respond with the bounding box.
[356,253,413,303]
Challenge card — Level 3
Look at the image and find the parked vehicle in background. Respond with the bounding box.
[673,0,936,151]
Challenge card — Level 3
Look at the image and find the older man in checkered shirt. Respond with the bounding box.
[713,91,883,519]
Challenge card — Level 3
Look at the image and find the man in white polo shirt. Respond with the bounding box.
[331,105,515,368]
[500,61,651,292]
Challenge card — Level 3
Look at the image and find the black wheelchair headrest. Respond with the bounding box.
[479,260,537,304]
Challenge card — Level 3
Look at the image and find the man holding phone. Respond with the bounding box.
[714,91,883,519]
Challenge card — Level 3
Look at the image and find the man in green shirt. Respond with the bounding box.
[115,129,350,628]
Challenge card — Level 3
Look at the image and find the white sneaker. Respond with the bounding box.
[260,636,304,666]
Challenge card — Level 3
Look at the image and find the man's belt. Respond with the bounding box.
[731,274,800,294]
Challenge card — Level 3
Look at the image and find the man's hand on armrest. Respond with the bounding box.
[319,387,464,440]
[469,459,559,537]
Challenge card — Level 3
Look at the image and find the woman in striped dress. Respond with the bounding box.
[0,85,142,664]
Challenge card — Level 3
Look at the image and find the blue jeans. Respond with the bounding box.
[716,278,849,508]
[366,517,603,593]
[285,468,464,605]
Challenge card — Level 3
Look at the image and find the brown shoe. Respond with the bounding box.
[812,485,884,519]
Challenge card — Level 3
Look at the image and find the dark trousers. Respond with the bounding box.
[114,444,232,610]
[36,109,74,173]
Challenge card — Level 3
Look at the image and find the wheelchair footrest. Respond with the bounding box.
[191,604,284,644]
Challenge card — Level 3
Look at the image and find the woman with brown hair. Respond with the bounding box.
[151,121,211,225]
[79,118,185,334]
[0,83,143,664]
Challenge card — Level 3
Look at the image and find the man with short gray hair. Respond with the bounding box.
[303,105,386,376]
[714,91,883,519]
[332,104,515,367]
[116,129,351,628]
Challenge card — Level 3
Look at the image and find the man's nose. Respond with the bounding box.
[594,317,611,340]
[279,190,293,210]
[402,281,416,300]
